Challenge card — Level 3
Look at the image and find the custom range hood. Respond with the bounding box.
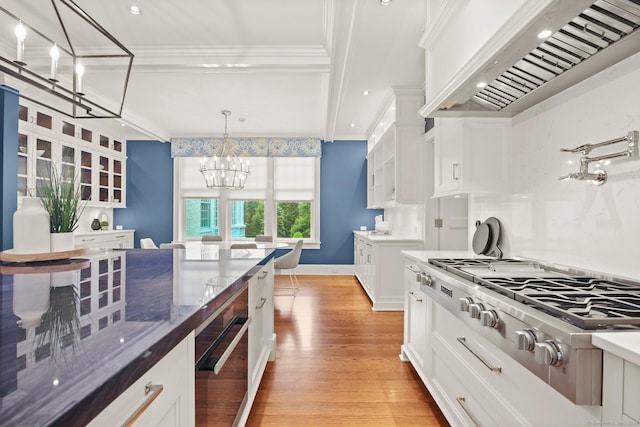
[432,0,640,117]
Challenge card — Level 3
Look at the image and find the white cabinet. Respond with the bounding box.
[241,258,276,427]
[403,291,601,427]
[75,230,134,249]
[367,89,425,208]
[433,117,511,197]
[17,100,127,208]
[88,332,195,427]
[602,351,640,424]
[353,233,423,310]
[402,262,428,372]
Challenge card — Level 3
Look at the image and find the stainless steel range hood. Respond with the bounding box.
[432,0,640,117]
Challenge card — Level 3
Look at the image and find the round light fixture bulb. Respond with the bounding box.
[380,0,392,5]
[50,44,60,60]
[363,90,369,96]
[538,29,553,39]
[130,5,141,15]
[476,81,487,89]
[15,21,26,41]
[75,63,85,76]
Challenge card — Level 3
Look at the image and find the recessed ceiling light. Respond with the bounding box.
[129,5,141,15]
[476,81,487,88]
[538,29,552,39]
[350,123,356,127]
[380,0,392,5]
[120,123,125,127]
[363,90,369,95]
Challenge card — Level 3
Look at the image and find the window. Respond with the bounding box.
[185,198,219,238]
[176,156,319,243]
[277,201,311,238]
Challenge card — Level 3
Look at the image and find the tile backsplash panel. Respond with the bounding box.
[470,51,640,279]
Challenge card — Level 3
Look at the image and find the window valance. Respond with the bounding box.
[170,137,322,158]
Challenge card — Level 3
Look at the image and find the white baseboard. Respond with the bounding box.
[276,264,355,275]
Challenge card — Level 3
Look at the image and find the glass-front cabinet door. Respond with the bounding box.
[98,154,125,207]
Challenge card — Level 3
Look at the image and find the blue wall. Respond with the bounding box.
[0,86,19,251]
[116,139,380,263]
[300,140,382,264]
[113,141,173,248]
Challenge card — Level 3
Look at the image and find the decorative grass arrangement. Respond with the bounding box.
[39,166,85,233]
[38,285,81,362]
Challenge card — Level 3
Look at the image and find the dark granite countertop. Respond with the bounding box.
[0,245,276,426]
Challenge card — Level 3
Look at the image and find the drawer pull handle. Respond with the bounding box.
[83,238,96,242]
[123,382,164,427]
[456,397,480,427]
[457,336,502,373]
[453,163,460,180]
[258,270,268,279]
[256,297,267,309]
[406,265,420,273]
[408,291,422,302]
[115,235,126,238]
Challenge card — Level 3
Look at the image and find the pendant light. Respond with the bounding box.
[200,110,250,189]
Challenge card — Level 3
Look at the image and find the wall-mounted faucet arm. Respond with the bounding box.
[560,131,638,155]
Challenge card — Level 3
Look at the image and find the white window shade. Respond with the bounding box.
[178,157,268,199]
[274,157,315,200]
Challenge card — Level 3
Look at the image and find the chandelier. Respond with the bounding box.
[0,1,133,119]
[200,110,250,190]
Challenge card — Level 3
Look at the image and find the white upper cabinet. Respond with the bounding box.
[419,0,600,117]
[17,101,127,208]
[367,89,425,208]
[433,117,511,198]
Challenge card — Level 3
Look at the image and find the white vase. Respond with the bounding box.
[12,273,51,329]
[51,232,75,252]
[13,197,51,254]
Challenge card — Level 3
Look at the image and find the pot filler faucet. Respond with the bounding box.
[558,130,639,185]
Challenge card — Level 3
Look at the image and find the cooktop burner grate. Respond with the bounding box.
[428,258,640,329]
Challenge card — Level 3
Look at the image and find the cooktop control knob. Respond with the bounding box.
[479,310,499,328]
[534,341,563,366]
[421,274,433,288]
[515,329,537,351]
[468,303,485,319]
[459,297,473,312]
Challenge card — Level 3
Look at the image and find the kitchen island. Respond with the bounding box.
[0,245,276,426]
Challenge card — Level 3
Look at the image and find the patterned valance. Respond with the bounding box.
[170,137,322,158]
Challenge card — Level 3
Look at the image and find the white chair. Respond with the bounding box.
[254,235,273,242]
[230,243,258,249]
[140,238,158,249]
[274,239,303,294]
[202,235,222,242]
[159,243,185,249]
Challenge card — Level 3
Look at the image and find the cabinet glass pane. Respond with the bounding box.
[81,185,92,201]
[113,175,121,189]
[36,139,52,159]
[114,160,121,174]
[100,187,108,202]
[81,151,92,168]
[100,135,109,148]
[100,157,109,172]
[62,145,74,165]
[36,112,52,130]
[62,121,75,137]
[18,133,27,154]
[113,140,122,152]
[100,172,108,187]
[19,105,27,122]
[113,189,121,203]
[17,156,27,176]
[81,128,92,143]
[17,177,27,197]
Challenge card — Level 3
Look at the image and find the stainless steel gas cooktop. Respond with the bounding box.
[429,258,640,330]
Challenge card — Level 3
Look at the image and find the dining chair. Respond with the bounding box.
[159,243,186,249]
[254,235,273,242]
[274,239,303,295]
[230,243,258,249]
[201,235,223,242]
[140,238,158,249]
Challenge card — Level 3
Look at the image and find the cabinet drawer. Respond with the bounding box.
[431,304,600,426]
[430,341,522,427]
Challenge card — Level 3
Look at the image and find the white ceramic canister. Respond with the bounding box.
[13,197,51,254]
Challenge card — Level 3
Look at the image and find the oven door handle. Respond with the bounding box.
[196,315,251,373]
[213,316,251,375]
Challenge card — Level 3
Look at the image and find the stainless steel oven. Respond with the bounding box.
[195,283,250,426]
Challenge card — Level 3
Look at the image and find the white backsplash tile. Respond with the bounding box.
[383,205,424,237]
[470,51,640,279]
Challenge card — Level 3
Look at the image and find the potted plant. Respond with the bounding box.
[39,166,85,252]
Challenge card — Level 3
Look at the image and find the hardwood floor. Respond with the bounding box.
[246,275,449,426]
